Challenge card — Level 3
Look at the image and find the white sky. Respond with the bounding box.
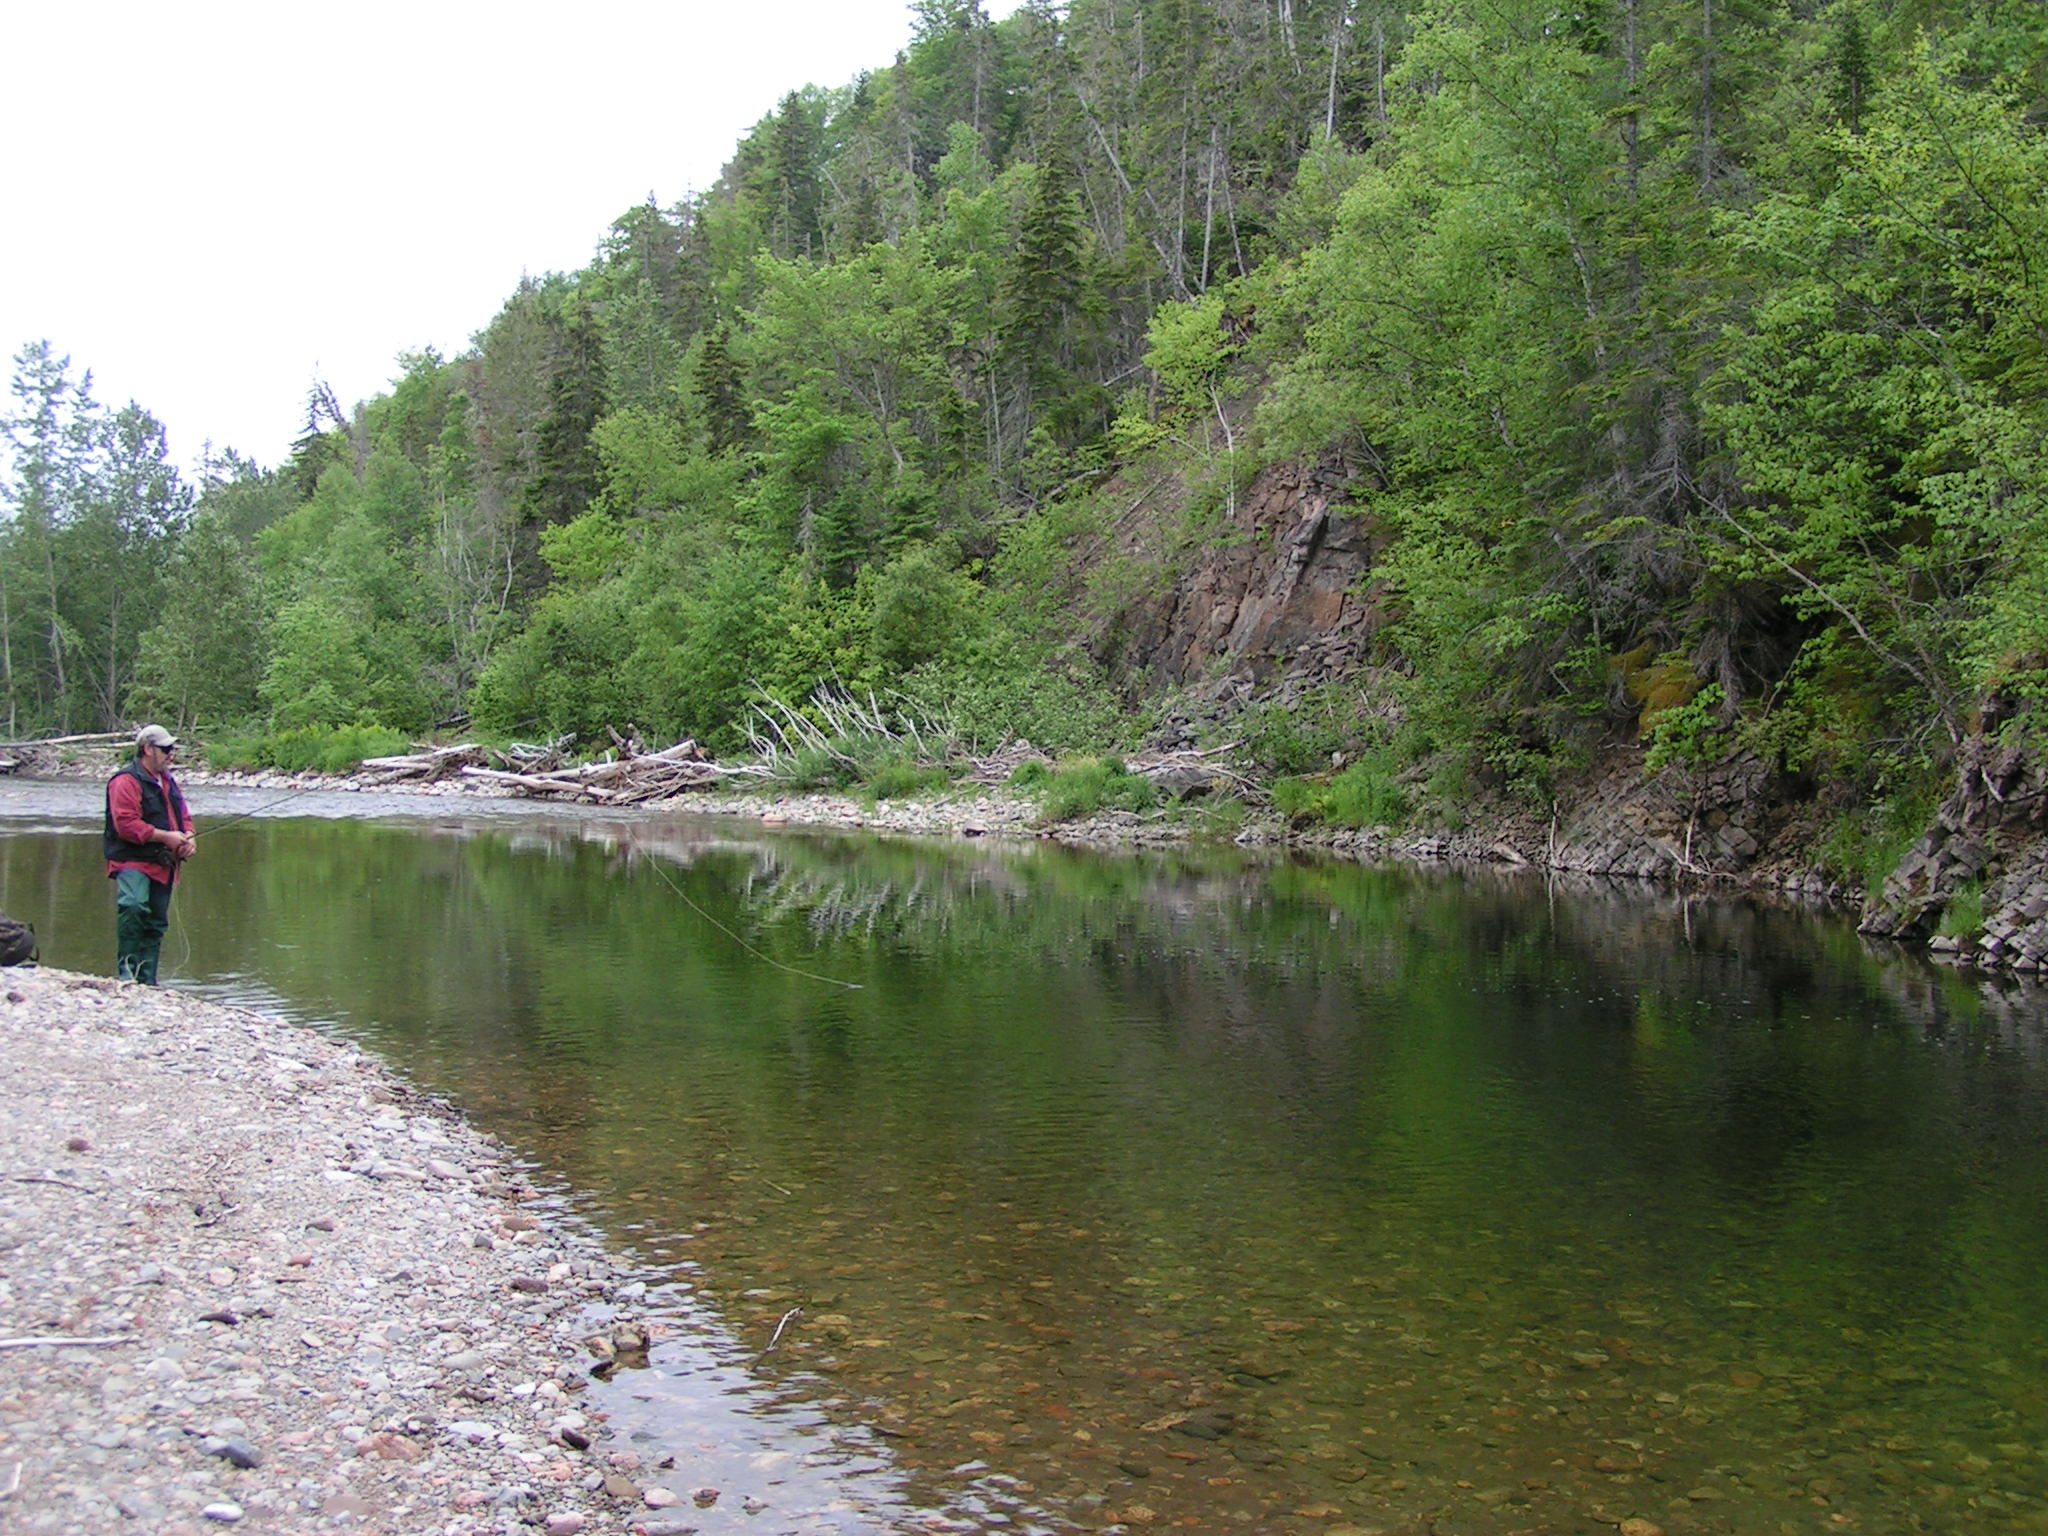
[4,1,1005,474]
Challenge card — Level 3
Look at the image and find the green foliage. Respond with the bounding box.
[130,508,267,728]
[903,647,1122,755]
[772,744,857,792]
[1818,779,1943,898]
[1241,681,1375,775]
[865,543,978,673]
[1937,880,1985,941]
[1031,758,1159,823]
[539,513,628,592]
[1171,793,1247,842]
[864,761,954,801]
[1706,39,2048,738]
[1272,756,1408,830]
[1145,292,1239,415]
[1644,684,1730,774]
[203,722,409,775]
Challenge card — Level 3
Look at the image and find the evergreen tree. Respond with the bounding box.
[1,343,100,730]
[693,325,749,453]
[768,91,826,260]
[999,151,1103,448]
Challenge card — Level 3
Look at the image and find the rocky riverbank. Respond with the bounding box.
[34,733,2048,976]
[0,968,696,1536]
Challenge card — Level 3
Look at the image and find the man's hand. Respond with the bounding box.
[167,831,197,862]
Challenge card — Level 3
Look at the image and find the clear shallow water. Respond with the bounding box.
[4,780,2048,1534]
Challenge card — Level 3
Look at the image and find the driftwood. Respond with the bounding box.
[1122,744,1259,799]
[0,732,133,749]
[0,731,135,777]
[443,739,773,805]
[357,742,490,784]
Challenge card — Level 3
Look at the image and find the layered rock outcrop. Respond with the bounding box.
[1108,460,1387,695]
[1864,720,2048,968]
[1094,456,2048,969]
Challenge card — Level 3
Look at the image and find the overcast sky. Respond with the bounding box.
[4,1,1003,474]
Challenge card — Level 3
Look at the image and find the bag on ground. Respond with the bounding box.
[0,913,38,966]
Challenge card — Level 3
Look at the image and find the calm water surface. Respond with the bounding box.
[4,780,2047,1535]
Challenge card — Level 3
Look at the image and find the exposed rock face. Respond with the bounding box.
[1093,456,2048,969]
[1109,460,1387,695]
[1548,753,1778,880]
[1865,722,2048,968]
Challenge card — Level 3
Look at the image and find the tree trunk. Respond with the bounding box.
[1325,1,1349,139]
[1697,0,1717,189]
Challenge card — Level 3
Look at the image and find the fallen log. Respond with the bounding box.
[358,743,488,782]
[457,766,625,802]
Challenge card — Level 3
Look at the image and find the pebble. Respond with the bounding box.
[202,1435,263,1468]
[0,968,642,1536]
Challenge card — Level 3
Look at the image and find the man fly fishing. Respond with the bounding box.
[104,724,195,984]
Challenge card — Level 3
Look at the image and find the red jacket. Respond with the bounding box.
[105,765,192,886]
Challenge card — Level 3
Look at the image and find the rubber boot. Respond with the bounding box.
[114,870,169,984]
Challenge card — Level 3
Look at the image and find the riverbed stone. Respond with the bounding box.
[0,968,639,1536]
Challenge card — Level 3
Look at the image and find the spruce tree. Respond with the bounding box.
[694,325,749,453]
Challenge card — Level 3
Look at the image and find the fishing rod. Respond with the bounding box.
[188,779,330,839]
[155,779,324,979]
[164,759,863,990]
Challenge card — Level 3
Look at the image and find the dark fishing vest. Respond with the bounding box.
[103,761,188,867]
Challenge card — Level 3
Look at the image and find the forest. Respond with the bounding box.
[4,0,2044,859]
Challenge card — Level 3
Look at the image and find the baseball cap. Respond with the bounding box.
[136,724,178,750]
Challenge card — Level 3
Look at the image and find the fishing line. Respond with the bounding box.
[641,853,863,991]
[153,776,323,982]
[189,780,329,839]
[160,775,860,990]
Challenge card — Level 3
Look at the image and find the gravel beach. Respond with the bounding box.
[0,966,675,1536]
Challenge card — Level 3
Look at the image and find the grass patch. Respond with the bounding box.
[1033,757,1160,822]
[1818,782,1941,898]
[864,762,954,802]
[1937,879,1985,940]
[203,723,411,775]
[1271,756,1408,829]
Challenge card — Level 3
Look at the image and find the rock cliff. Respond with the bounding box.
[1863,713,2048,969]
[1096,458,2048,971]
[1106,459,1387,700]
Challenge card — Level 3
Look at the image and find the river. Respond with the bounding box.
[4,778,2046,1535]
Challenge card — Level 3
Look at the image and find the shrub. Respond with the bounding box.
[203,723,410,775]
[866,762,953,801]
[1175,794,1247,840]
[1938,880,1985,940]
[1270,775,1322,821]
[1271,756,1408,829]
[1033,757,1159,822]
[1818,781,1942,898]
[1644,683,1729,773]
[771,745,857,792]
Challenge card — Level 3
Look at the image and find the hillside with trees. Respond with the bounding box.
[5,0,2045,896]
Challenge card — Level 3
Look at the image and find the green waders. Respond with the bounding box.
[114,868,173,984]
